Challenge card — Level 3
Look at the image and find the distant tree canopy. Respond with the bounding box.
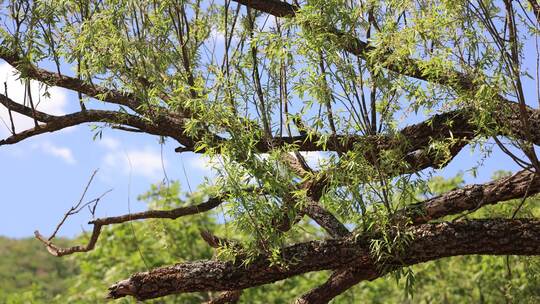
[2,177,540,303]
[1,0,540,302]
[0,236,77,303]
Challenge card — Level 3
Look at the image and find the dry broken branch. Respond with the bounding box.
[35,196,225,257]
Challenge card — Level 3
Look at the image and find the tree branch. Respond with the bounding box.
[34,196,225,257]
[231,0,475,91]
[405,169,540,223]
[303,199,350,238]
[246,101,538,172]
[0,93,198,147]
[0,48,143,111]
[232,0,297,17]
[107,219,540,300]
[0,91,55,122]
[278,153,350,238]
[527,0,540,23]
[294,266,380,304]
[297,169,540,303]
[3,83,539,180]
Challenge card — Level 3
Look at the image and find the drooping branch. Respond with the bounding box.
[0,92,200,148]
[0,91,56,122]
[0,110,162,146]
[34,196,225,257]
[107,219,540,300]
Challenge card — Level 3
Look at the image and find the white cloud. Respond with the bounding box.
[0,63,68,136]
[124,148,165,179]
[98,137,121,150]
[37,141,76,164]
[208,25,242,46]
[189,155,212,171]
[103,144,166,180]
[188,154,223,173]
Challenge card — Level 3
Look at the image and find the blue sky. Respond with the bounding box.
[0,15,537,238]
[0,57,522,239]
[0,65,217,238]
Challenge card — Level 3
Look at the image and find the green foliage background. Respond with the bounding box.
[2,174,539,303]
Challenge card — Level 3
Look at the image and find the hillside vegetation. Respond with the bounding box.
[2,176,540,303]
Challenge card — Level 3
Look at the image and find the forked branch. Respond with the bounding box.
[35,196,225,257]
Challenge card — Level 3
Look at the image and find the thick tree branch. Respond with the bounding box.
[107,219,540,300]
[233,0,296,17]
[233,0,297,17]
[250,101,538,172]
[297,169,540,303]
[303,199,350,238]
[405,169,540,223]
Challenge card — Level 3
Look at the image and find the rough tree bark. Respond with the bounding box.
[107,219,540,300]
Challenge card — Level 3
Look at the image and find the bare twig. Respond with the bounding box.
[35,196,226,256]
[4,82,16,134]
[48,169,100,240]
